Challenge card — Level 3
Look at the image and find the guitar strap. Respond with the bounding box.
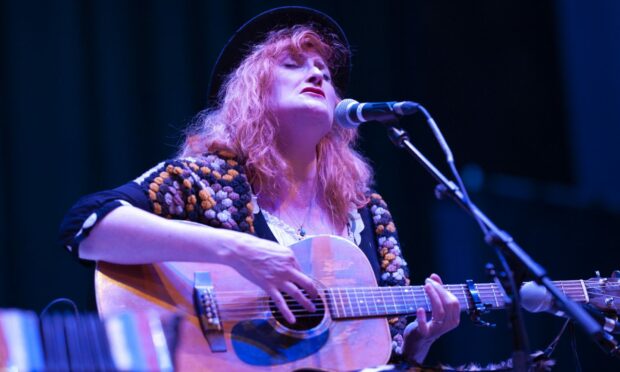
[357,205,382,282]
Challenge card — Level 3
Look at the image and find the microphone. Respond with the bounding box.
[520,281,620,334]
[520,281,562,315]
[335,98,419,129]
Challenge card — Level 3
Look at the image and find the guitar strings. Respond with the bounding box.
[205,280,620,296]
[214,284,591,307]
[211,282,599,298]
[218,295,620,321]
[207,281,615,320]
[217,290,480,318]
[212,280,610,293]
[214,291,615,310]
[215,288,591,303]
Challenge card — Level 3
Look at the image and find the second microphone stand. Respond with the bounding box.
[383,118,618,371]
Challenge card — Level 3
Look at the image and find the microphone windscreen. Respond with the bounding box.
[520,281,553,313]
[334,98,359,129]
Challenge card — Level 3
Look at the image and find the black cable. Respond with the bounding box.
[39,297,79,319]
[544,319,571,358]
[39,298,80,371]
[569,322,583,372]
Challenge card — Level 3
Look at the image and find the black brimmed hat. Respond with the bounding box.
[207,6,351,107]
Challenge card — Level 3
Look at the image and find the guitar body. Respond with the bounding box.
[96,235,392,371]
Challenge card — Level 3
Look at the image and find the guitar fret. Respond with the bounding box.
[358,289,364,316]
[397,287,406,314]
[338,288,347,318]
[346,288,354,317]
[491,285,500,307]
[411,285,428,312]
[448,284,461,309]
[392,287,399,315]
[358,288,370,316]
[579,280,589,303]
[327,289,340,318]
[345,288,360,317]
[357,288,364,317]
[380,288,388,315]
[371,288,379,316]
[365,288,372,316]
[390,287,398,315]
[459,285,471,311]
[446,285,460,308]
[389,287,397,314]
[477,283,499,309]
[403,287,415,313]
[348,288,355,317]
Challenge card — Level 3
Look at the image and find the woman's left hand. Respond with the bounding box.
[402,273,461,363]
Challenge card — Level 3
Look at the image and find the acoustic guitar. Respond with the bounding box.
[95,235,619,371]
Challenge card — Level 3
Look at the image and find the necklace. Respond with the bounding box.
[261,206,357,243]
[285,178,319,238]
[294,192,316,238]
[262,184,317,240]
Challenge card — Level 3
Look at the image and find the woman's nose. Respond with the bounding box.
[306,66,323,86]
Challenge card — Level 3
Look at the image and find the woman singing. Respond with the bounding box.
[59,6,460,367]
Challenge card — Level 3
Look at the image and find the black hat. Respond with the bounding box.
[206,6,351,108]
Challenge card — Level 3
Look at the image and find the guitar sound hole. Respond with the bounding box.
[269,292,325,331]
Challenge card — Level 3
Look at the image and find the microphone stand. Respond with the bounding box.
[383,120,620,370]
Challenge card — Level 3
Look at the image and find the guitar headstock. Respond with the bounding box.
[585,270,620,314]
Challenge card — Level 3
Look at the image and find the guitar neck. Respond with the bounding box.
[325,280,589,319]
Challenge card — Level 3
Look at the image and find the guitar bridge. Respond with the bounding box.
[194,272,227,352]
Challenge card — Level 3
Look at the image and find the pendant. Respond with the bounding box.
[298,226,306,237]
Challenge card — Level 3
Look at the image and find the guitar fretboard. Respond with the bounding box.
[325,280,588,319]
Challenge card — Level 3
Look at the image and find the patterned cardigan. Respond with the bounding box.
[63,150,412,359]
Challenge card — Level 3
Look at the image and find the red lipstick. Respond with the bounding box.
[301,87,325,98]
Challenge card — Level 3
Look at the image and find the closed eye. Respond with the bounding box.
[281,54,302,68]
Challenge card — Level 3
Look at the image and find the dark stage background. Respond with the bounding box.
[1,0,619,370]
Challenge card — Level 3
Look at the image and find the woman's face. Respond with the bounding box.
[268,49,338,141]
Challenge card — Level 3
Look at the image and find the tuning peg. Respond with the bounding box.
[594,270,608,283]
[605,297,615,308]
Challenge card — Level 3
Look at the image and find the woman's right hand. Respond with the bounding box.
[222,232,318,324]
[79,206,317,323]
